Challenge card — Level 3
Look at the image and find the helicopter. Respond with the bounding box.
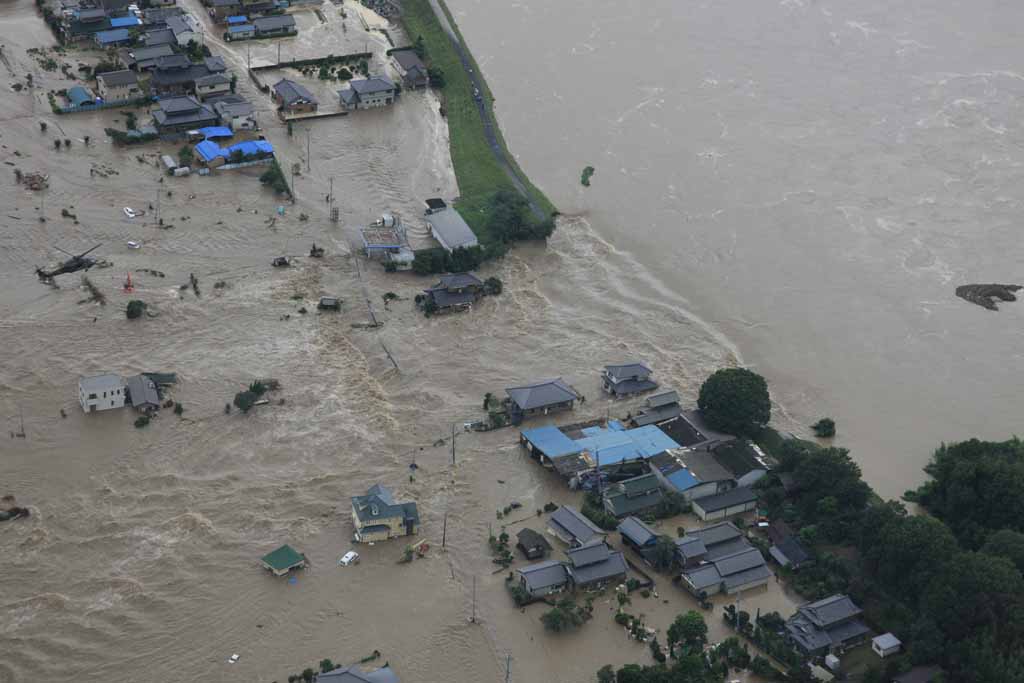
[35,244,102,281]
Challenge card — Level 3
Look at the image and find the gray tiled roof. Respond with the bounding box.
[682,546,769,591]
[98,69,138,87]
[125,374,160,407]
[516,528,551,551]
[273,78,317,106]
[435,272,482,289]
[254,14,295,31]
[604,362,652,380]
[548,505,603,545]
[567,548,627,586]
[799,594,863,628]
[318,664,399,683]
[392,49,424,71]
[647,390,679,408]
[693,487,757,513]
[618,516,657,546]
[566,540,612,568]
[351,484,419,525]
[506,378,577,411]
[349,76,396,95]
[144,28,176,46]
[518,560,568,592]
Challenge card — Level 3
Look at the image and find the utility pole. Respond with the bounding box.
[277,42,281,64]
[247,43,251,69]
[504,654,511,683]
[451,422,456,465]
[305,126,310,171]
[442,510,448,549]
[155,186,160,225]
[470,575,476,623]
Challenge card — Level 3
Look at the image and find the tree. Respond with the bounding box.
[427,65,445,88]
[126,299,147,319]
[866,515,957,604]
[651,535,676,571]
[541,598,587,632]
[301,668,315,683]
[484,276,503,295]
[982,529,1024,574]
[812,417,835,437]
[54,139,61,151]
[667,611,707,654]
[233,390,257,413]
[178,145,194,167]
[230,73,237,93]
[40,121,47,132]
[319,659,334,673]
[697,368,770,436]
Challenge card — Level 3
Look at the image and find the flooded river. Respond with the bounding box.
[446,0,1024,499]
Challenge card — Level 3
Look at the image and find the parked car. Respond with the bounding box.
[339,551,359,566]
[317,297,341,311]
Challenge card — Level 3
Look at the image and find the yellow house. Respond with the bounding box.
[351,484,420,543]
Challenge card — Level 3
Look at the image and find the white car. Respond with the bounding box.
[127,240,141,249]
[339,551,360,566]
[123,207,137,219]
[228,654,240,664]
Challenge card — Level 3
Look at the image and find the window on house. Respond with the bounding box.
[88,393,97,399]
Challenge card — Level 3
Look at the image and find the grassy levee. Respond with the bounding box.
[400,0,557,245]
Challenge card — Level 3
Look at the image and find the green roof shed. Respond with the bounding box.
[261,544,306,576]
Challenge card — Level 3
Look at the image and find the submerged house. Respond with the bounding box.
[209,93,257,130]
[260,543,306,576]
[547,505,605,547]
[420,272,484,313]
[519,421,680,480]
[785,594,871,656]
[674,521,750,568]
[602,363,658,397]
[350,484,420,543]
[152,95,219,132]
[125,374,160,412]
[691,487,757,521]
[516,528,552,560]
[629,390,682,427]
[618,516,659,554]
[272,78,318,114]
[505,378,578,423]
[253,13,296,37]
[391,49,428,88]
[318,663,399,682]
[96,69,141,101]
[78,374,126,412]
[517,559,569,600]
[602,472,664,518]
[338,76,397,111]
[680,545,772,596]
[424,206,478,253]
[565,541,628,590]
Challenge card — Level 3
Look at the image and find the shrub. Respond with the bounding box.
[173,402,183,416]
[812,417,836,438]
[484,276,503,295]
[581,165,595,186]
[233,391,257,413]
[134,415,150,428]
[126,299,147,319]
[259,160,291,196]
[178,145,193,167]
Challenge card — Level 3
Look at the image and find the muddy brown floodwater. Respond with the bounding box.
[0,1,797,681]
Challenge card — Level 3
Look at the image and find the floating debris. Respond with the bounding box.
[955,283,1023,311]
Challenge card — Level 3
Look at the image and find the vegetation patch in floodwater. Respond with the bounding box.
[581,165,595,187]
[955,283,1022,311]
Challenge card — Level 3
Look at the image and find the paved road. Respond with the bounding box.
[425,0,547,220]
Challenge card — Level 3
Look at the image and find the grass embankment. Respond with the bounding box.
[400,0,556,245]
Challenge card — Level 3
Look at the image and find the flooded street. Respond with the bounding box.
[445,0,1024,499]
[0,1,795,680]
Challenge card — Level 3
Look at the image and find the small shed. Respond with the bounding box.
[67,85,96,107]
[161,155,177,172]
[872,632,901,658]
[515,528,551,560]
[261,544,306,576]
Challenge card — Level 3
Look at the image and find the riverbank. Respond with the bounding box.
[399,0,557,244]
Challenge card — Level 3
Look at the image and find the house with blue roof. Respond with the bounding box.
[109,15,141,28]
[95,28,133,46]
[227,23,256,40]
[520,421,681,479]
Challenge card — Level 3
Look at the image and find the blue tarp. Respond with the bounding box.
[95,28,131,44]
[198,126,233,140]
[67,86,95,106]
[195,139,274,163]
[109,15,141,27]
[521,424,680,464]
[194,140,223,162]
[666,468,700,492]
[227,15,248,23]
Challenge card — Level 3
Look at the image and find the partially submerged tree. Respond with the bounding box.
[697,367,770,437]
[812,417,836,438]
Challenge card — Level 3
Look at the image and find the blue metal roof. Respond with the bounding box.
[666,468,700,491]
[228,23,255,33]
[109,15,141,27]
[196,139,274,162]
[608,420,626,431]
[227,15,248,23]
[95,28,131,43]
[198,126,233,139]
[521,424,680,464]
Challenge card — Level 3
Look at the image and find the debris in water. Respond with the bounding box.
[955,283,1023,311]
